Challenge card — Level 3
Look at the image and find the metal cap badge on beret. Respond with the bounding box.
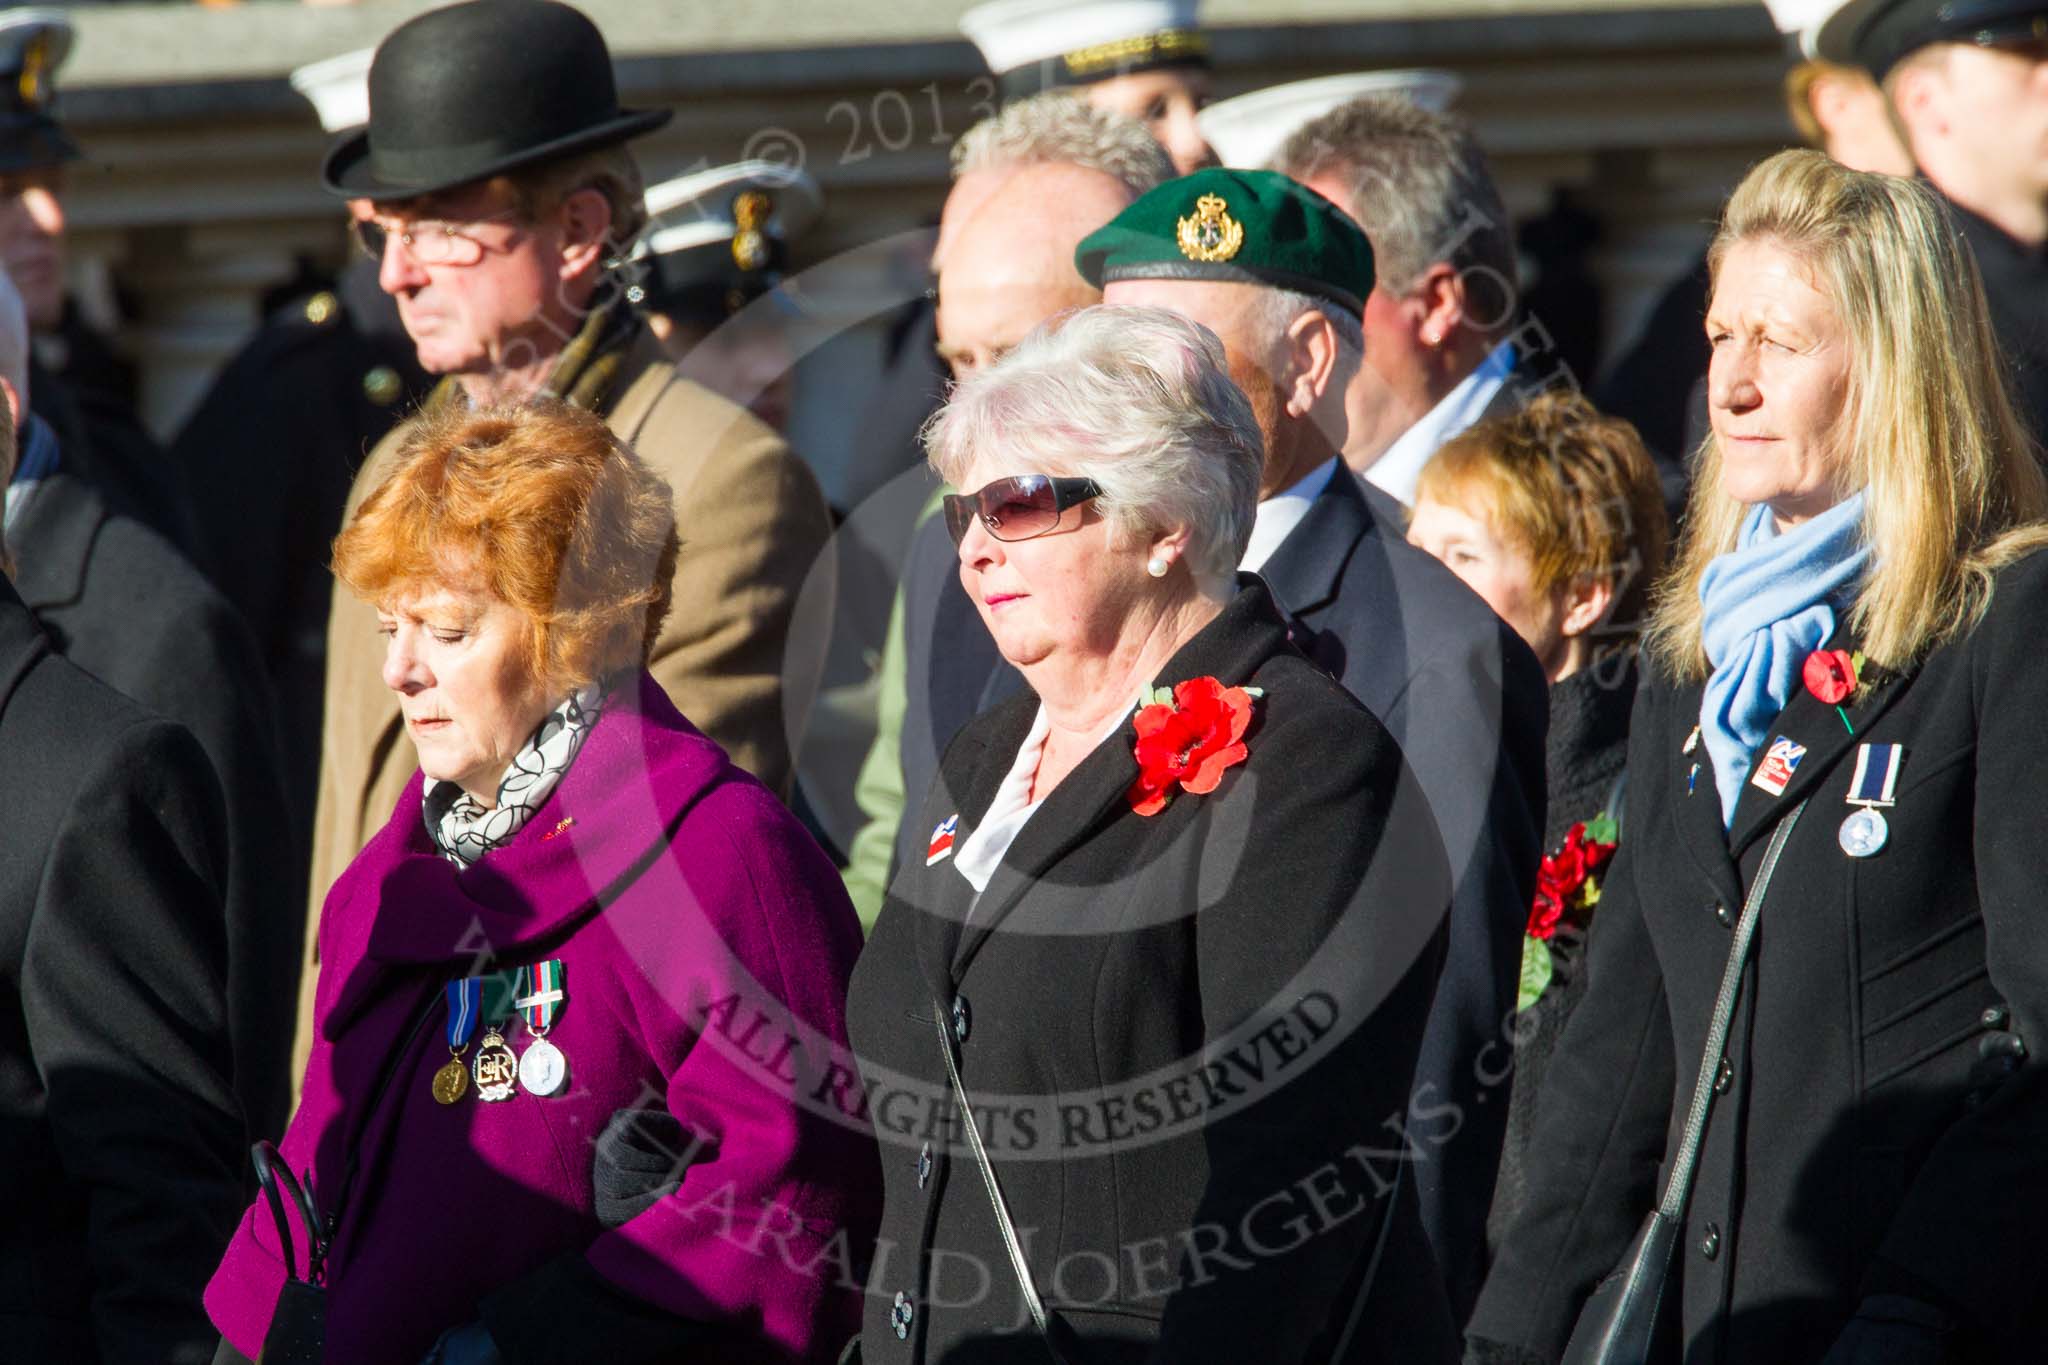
[321,0,671,201]
[1814,0,2048,76]
[1075,167,1376,315]
[0,8,79,176]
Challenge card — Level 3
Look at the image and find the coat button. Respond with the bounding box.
[952,995,971,1043]
[1983,1005,2010,1030]
[917,1141,933,1189]
[1714,903,1734,928]
[1714,1057,1733,1094]
[1700,1223,1721,1260]
[892,1290,915,1339]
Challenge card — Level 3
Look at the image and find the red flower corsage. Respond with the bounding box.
[1127,676,1260,817]
[1801,648,1859,705]
[1520,815,1618,1009]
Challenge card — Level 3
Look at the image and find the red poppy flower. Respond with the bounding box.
[1527,884,1566,941]
[1527,820,1618,938]
[1802,648,1858,706]
[1127,676,1256,816]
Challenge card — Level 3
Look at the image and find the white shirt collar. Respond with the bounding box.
[951,700,1137,899]
[1239,456,1337,573]
[1362,339,1518,508]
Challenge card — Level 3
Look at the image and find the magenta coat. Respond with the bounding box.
[206,673,880,1363]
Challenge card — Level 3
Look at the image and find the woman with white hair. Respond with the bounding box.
[1470,150,2048,1365]
[845,304,1460,1365]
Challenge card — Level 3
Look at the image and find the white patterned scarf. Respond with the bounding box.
[422,680,607,868]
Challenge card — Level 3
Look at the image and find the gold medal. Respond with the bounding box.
[431,1058,470,1104]
[472,1028,519,1102]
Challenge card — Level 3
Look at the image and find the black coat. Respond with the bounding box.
[852,580,1460,1365]
[1947,196,2048,449]
[0,577,244,1365]
[1470,549,2048,1364]
[172,262,433,833]
[1261,470,1548,1326]
[10,463,301,1140]
[893,469,1548,1327]
[30,355,202,560]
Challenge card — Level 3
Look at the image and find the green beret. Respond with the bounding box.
[1074,167,1376,315]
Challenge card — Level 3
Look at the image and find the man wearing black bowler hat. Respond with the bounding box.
[1818,0,2048,445]
[305,1,837,1025]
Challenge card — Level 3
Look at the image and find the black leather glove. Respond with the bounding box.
[420,1321,506,1365]
[1819,1297,1954,1365]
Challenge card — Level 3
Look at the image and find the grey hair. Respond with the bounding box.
[1274,94,1516,317]
[924,304,1264,580]
[951,91,1175,198]
[1253,286,1364,390]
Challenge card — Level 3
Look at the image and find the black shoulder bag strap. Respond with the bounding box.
[1560,798,1806,1365]
[932,1004,1078,1364]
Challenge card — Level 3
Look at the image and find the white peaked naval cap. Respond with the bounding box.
[960,0,1202,76]
[291,48,374,134]
[1199,71,1465,172]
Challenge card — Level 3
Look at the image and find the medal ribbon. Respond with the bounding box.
[445,977,481,1050]
[1848,743,1902,807]
[515,960,565,1035]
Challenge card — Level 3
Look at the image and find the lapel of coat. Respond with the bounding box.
[1256,460,1372,624]
[912,697,1036,998]
[9,467,101,612]
[946,580,1294,987]
[1724,639,1912,858]
[0,577,51,713]
[1663,676,1748,908]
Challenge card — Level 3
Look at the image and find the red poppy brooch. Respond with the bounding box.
[1520,814,1618,1010]
[1127,676,1260,817]
[1802,647,1869,735]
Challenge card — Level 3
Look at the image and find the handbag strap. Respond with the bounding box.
[1656,799,1806,1221]
[931,1004,1069,1361]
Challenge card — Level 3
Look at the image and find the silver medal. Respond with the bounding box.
[1838,806,1889,858]
[518,1035,567,1096]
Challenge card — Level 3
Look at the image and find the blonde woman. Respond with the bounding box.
[1469,150,2048,1365]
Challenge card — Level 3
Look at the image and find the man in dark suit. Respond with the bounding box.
[1086,169,1548,1327]
[0,10,196,557]
[1817,0,2048,445]
[1273,96,1565,509]
[0,413,245,1365]
[0,269,300,1141]
[841,94,1176,921]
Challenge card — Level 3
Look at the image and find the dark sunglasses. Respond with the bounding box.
[943,474,1104,546]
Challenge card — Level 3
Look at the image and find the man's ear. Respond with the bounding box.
[0,375,22,435]
[1885,52,1947,147]
[556,186,616,282]
[1281,306,1341,419]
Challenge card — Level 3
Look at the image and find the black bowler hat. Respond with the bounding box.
[322,0,671,201]
[1815,0,2048,77]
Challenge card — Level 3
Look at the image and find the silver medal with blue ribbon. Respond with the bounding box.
[1839,742,1903,858]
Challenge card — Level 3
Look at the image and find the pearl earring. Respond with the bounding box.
[1146,555,1170,578]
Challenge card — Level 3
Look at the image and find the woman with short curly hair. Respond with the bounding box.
[206,402,878,1365]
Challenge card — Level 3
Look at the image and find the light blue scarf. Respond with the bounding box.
[1697,493,1870,826]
